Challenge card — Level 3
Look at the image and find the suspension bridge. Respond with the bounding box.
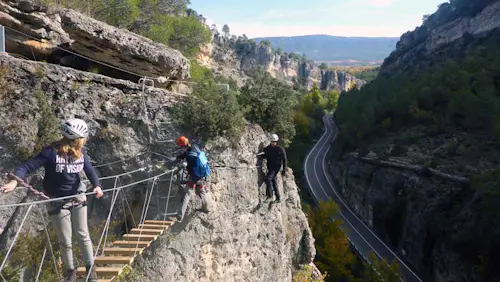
[0,152,182,282]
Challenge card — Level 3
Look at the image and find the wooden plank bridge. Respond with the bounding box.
[76,220,174,282]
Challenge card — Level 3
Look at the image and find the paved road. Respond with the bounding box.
[304,115,423,282]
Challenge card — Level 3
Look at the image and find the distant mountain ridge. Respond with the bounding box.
[254,34,398,65]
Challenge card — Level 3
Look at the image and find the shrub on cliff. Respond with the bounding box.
[171,62,245,141]
[239,70,297,146]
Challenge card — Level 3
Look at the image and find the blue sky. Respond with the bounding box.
[190,0,446,38]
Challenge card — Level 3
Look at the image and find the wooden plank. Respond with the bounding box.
[103,248,144,256]
[95,256,134,265]
[112,241,150,248]
[143,220,174,225]
[76,279,112,282]
[122,234,157,240]
[76,266,123,277]
[137,224,169,230]
[130,228,163,235]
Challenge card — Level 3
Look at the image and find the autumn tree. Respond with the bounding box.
[305,200,357,281]
[362,253,401,282]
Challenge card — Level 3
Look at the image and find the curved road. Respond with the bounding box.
[304,115,423,282]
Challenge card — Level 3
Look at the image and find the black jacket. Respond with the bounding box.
[262,144,287,171]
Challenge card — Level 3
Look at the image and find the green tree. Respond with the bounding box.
[310,84,324,106]
[140,14,211,57]
[41,0,209,57]
[260,40,271,47]
[319,63,329,70]
[171,62,244,141]
[222,24,230,37]
[294,111,310,138]
[97,0,139,28]
[238,70,297,146]
[325,90,339,112]
[171,82,244,141]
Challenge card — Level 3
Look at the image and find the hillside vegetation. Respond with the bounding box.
[333,0,500,280]
[42,0,211,57]
[336,33,500,149]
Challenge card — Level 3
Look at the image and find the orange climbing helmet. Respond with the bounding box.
[176,136,189,147]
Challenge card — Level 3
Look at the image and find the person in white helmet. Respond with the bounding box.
[259,133,287,203]
[0,118,103,282]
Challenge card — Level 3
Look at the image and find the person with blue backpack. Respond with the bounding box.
[169,136,211,222]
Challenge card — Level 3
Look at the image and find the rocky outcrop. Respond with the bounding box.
[380,0,500,75]
[0,53,184,253]
[197,31,364,92]
[133,124,316,282]
[0,54,316,281]
[329,119,500,282]
[0,0,190,83]
[329,151,500,282]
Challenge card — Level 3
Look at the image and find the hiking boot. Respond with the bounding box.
[275,198,281,203]
[199,208,210,214]
[62,269,77,282]
[86,265,98,282]
[168,215,181,223]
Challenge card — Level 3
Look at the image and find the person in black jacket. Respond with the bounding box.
[259,133,287,203]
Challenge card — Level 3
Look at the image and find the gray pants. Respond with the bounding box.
[46,196,94,271]
[177,179,208,221]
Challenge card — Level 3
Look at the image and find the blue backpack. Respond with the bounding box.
[187,145,211,179]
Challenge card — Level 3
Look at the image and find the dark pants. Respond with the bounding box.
[265,170,281,200]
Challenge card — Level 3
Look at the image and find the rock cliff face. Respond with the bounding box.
[197,32,364,92]
[330,141,500,282]
[134,125,316,282]
[380,0,500,75]
[0,0,190,83]
[0,53,182,252]
[0,54,316,281]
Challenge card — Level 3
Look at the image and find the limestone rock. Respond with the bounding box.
[380,0,500,75]
[133,125,316,282]
[199,33,364,92]
[0,0,190,83]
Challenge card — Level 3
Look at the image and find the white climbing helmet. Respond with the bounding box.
[61,118,89,139]
[270,133,279,142]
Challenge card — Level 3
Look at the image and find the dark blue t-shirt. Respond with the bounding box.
[176,144,204,181]
[14,146,101,198]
